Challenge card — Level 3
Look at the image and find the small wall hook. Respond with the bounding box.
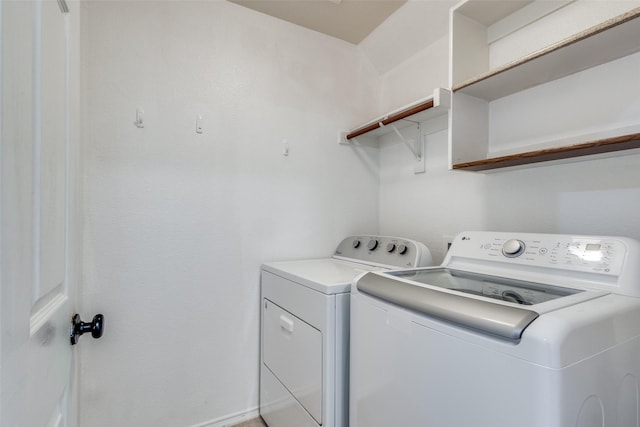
[134,107,144,128]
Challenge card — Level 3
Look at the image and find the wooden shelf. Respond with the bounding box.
[343,88,450,142]
[449,3,640,172]
[346,99,433,139]
[452,133,640,171]
[454,7,640,101]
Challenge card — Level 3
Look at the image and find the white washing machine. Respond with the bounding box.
[350,231,640,427]
[260,235,432,427]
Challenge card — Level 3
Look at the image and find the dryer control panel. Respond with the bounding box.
[333,235,432,269]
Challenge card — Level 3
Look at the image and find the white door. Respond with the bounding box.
[1,1,82,426]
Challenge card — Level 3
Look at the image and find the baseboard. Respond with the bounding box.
[187,407,260,427]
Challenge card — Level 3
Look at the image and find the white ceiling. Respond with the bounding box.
[228,0,408,44]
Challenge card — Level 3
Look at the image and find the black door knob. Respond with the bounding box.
[70,313,104,345]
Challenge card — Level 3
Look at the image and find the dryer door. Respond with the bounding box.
[263,299,322,424]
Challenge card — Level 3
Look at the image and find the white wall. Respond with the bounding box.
[378,34,449,115]
[79,2,380,426]
[380,126,640,263]
[359,0,456,75]
[378,1,640,264]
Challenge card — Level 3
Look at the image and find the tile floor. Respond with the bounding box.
[231,416,268,427]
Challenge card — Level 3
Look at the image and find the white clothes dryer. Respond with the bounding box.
[260,235,432,427]
[350,231,640,427]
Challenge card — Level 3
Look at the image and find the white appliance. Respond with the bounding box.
[350,231,640,427]
[260,235,432,427]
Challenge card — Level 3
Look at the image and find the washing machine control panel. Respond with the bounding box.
[448,231,628,277]
[334,235,432,268]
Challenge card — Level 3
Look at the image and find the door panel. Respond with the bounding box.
[31,0,69,335]
[1,1,78,426]
[37,0,67,305]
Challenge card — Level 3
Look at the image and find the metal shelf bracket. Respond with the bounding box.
[383,122,422,161]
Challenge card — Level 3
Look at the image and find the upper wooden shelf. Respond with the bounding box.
[454,7,640,101]
[449,3,640,172]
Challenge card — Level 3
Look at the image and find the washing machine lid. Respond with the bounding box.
[390,268,583,305]
[357,268,609,341]
[262,258,384,295]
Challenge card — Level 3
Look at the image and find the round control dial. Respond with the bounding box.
[352,239,361,249]
[398,244,408,255]
[502,239,525,258]
[367,239,379,251]
[386,243,396,253]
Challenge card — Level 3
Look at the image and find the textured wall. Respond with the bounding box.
[79,2,380,426]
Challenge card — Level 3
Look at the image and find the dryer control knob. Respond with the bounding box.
[398,244,408,255]
[352,239,361,249]
[367,239,379,251]
[386,243,396,253]
[502,239,525,258]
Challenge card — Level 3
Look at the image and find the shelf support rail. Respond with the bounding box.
[382,121,422,161]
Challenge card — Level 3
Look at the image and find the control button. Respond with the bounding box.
[386,243,396,253]
[539,248,548,254]
[352,239,361,249]
[398,244,408,255]
[367,239,379,251]
[502,239,525,258]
